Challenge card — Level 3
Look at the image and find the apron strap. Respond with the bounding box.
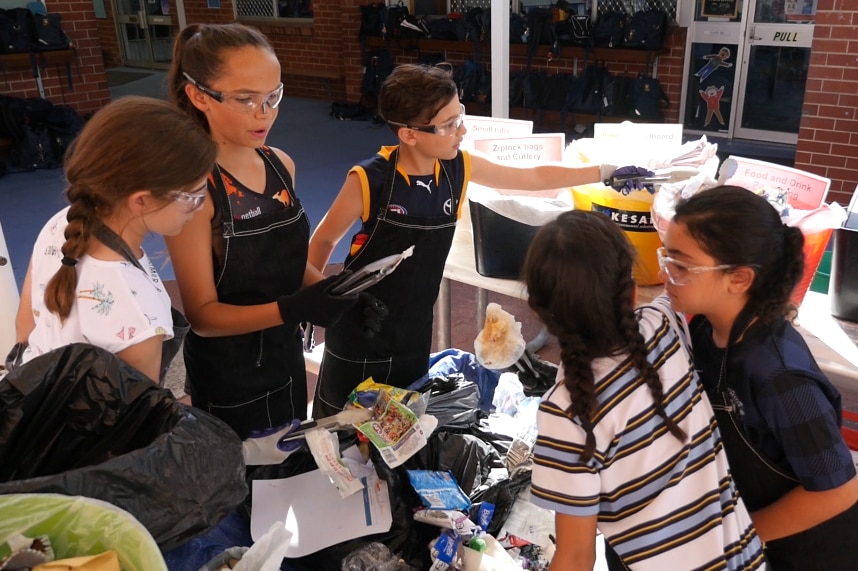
[92,223,145,272]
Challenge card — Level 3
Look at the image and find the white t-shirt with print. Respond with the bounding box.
[22,207,173,364]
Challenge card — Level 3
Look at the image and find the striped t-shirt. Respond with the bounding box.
[531,297,766,570]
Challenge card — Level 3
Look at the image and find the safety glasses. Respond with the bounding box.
[168,182,208,212]
[183,72,284,114]
[387,104,466,136]
[656,247,736,286]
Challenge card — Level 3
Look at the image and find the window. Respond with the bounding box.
[235,0,312,19]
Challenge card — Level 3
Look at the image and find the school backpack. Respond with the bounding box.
[623,9,667,50]
[591,11,627,48]
[32,13,69,50]
[361,49,394,100]
[0,7,35,53]
[0,95,28,141]
[556,14,591,47]
[359,2,386,39]
[631,74,669,119]
[383,1,409,39]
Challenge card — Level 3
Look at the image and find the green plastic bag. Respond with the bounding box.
[0,494,166,571]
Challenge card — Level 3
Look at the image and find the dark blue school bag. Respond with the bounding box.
[591,11,626,48]
[0,7,35,53]
[623,9,668,50]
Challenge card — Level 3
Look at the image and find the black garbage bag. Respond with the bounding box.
[419,374,482,431]
[468,469,532,537]
[408,431,504,496]
[0,343,248,551]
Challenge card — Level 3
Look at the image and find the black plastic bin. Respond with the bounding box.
[830,227,858,322]
[469,200,541,279]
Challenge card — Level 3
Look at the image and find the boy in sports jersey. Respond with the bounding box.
[308,63,603,418]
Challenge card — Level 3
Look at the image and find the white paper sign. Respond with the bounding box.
[250,470,392,557]
[471,134,566,197]
[473,133,565,164]
[594,122,683,147]
[718,155,830,210]
[462,115,533,150]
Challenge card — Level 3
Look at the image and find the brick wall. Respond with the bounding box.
[794,2,857,206]
[95,8,120,69]
[3,2,111,115]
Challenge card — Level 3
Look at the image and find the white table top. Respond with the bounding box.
[442,221,858,394]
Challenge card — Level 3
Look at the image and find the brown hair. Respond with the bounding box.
[523,210,686,462]
[378,64,459,134]
[168,23,274,132]
[43,96,218,321]
[673,185,804,327]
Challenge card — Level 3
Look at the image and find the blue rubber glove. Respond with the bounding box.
[607,165,657,195]
[242,419,304,466]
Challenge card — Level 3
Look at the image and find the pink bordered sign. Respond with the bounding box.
[718,155,830,210]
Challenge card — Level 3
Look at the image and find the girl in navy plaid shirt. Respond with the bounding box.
[661,185,858,569]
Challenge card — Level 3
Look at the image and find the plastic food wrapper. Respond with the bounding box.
[355,389,438,468]
[496,487,555,550]
[474,303,526,370]
[341,542,417,571]
[407,470,472,511]
[347,378,428,417]
[413,509,479,537]
[429,530,460,570]
[305,427,364,498]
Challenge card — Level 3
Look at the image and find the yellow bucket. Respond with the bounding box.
[571,184,664,286]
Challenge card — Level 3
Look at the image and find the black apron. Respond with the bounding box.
[313,148,460,417]
[184,149,309,440]
[710,317,858,570]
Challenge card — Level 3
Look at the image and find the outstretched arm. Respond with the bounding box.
[308,171,364,272]
[469,151,601,192]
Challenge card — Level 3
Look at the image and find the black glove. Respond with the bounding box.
[277,272,358,327]
[358,292,388,338]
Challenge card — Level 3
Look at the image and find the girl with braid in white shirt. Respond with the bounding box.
[15,97,217,383]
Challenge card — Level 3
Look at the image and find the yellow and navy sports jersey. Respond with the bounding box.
[350,145,471,223]
[531,296,766,571]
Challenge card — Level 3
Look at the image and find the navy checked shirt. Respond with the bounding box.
[692,317,856,492]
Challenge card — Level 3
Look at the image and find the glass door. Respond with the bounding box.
[114,0,174,68]
[733,0,815,144]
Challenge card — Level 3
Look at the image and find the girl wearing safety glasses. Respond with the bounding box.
[662,185,858,569]
[165,24,381,441]
[14,97,217,383]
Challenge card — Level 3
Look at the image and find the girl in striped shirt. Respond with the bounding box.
[523,210,766,571]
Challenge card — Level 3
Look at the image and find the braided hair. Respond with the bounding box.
[673,185,805,326]
[43,97,218,321]
[523,210,686,462]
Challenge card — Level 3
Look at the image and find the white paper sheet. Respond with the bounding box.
[250,470,392,558]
